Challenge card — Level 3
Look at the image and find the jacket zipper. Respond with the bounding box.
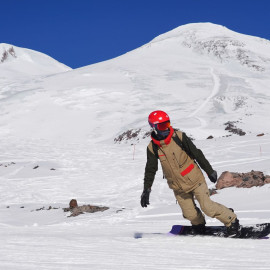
[159,149,182,189]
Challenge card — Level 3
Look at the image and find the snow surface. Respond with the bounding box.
[0,23,270,269]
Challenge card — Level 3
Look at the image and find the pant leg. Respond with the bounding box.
[174,190,205,225]
[193,182,237,227]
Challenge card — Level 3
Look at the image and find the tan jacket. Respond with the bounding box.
[147,130,206,193]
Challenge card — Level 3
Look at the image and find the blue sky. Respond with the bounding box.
[1,0,270,68]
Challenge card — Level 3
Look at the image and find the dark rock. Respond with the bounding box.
[32,206,59,212]
[63,200,109,217]
[216,171,270,189]
[265,177,270,184]
[224,121,246,136]
[35,207,45,211]
[207,136,214,139]
[114,129,141,143]
[216,171,242,189]
[69,199,78,208]
[143,131,151,139]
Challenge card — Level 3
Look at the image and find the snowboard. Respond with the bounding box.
[170,223,270,239]
[134,223,270,239]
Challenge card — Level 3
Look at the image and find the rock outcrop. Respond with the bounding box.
[63,199,109,217]
[216,170,270,189]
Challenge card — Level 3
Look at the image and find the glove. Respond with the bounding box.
[140,188,151,207]
[209,170,218,183]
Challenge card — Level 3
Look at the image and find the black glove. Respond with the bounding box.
[209,170,218,183]
[141,188,151,207]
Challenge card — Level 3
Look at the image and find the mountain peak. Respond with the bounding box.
[150,23,234,43]
[147,23,270,72]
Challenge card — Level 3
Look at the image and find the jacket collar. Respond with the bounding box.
[151,126,174,147]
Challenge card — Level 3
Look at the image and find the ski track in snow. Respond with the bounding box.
[188,67,220,119]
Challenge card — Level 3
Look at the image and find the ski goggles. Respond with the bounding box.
[149,121,171,131]
[157,121,170,130]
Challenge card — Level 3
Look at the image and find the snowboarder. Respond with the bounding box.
[141,110,240,237]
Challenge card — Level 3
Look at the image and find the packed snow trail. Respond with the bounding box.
[188,67,220,118]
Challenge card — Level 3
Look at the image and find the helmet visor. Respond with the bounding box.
[156,121,170,131]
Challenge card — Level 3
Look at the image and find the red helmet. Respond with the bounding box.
[148,110,170,131]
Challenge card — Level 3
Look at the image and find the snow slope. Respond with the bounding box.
[0,23,270,270]
[0,43,71,77]
[1,23,270,142]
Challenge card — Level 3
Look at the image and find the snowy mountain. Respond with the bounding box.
[0,43,71,77]
[1,23,270,143]
[0,23,270,269]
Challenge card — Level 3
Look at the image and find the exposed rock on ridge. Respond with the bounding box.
[1,46,16,63]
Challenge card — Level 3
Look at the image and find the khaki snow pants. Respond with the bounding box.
[174,182,237,227]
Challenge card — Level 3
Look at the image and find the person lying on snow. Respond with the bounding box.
[141,110,240,237]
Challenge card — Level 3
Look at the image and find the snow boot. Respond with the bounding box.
[226,218,240,238]
[190,223,206,235]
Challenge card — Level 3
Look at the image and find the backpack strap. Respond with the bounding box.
[172,132,184,151]
[173,131,195,160]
